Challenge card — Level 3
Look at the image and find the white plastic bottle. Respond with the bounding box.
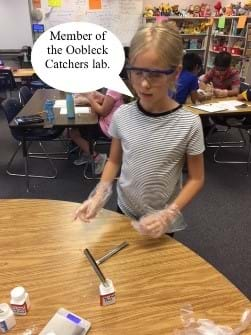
[99,279,116,306]
[10,286,30,315]
[0,303,16,333]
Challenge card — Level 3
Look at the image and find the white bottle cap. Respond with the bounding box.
[10,286,25,301]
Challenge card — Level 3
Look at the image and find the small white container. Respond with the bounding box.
[10,286,30,315]
[0,303,16,333]
[99,279,116,306]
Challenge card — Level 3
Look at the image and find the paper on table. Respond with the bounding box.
[60,107,90,115]
[191,100,248,113]
[54,100,66,108]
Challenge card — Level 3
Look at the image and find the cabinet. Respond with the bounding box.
[145,17,212,68]
[207,16,251,82]
[145,15,251,83]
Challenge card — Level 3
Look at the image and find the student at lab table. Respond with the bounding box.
[200,51,240,98]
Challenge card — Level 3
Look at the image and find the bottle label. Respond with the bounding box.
[10,302,28,315]
[0,320,8,332]
[100,292,116,306]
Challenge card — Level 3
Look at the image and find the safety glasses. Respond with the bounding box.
[126,66,175,85]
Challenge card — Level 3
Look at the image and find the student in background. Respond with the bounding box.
[70,89,124,175]
[201,51,240,97]
[74,22,205,239]
[175,53,211,104]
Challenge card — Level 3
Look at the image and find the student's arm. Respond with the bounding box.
[200,70,213,84]
[74,91,105,106]
[87,94,116,117]
[172,153,204,210]
[100,138,122,182]
[74,138,122,221]
[214,86,239,97]
[91,91,105,104]
[190,90,209,103]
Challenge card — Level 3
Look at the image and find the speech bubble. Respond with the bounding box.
[31,22,132,97]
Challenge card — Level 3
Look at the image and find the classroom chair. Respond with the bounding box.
[2,98,64,191]
[206,115,246,149]
[0,69,17,98]
[19,85,33,106]
[30,74,52,92]
[83,136,111,180]
[213,116,251,174]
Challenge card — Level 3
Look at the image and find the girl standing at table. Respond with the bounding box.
[75,22,205,238]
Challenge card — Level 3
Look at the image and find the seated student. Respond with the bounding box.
[175,53,211,104]
[201,51,240,97]
[70,89,124,175]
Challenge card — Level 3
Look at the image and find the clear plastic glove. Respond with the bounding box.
[74,182,112,222]
[174,304,251,335]
[214,88,228,98]
[131,203,186,238]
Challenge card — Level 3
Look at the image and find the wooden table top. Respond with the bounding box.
[12,68,35,78]
[9,89,98,128]
[0,199,250,335]
[185,97,251,116]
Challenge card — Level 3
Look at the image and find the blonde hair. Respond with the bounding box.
[129,21,183,70]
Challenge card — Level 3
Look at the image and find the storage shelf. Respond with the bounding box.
[181,33,207,37]
[212,34,246,38]
[209,49,243,57]
[186,48,206,51]
[145,15,251,78]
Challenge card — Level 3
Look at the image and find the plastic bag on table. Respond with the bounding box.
[174,304,251,335]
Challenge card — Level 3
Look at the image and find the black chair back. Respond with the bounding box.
[19,86,33,106]
[240,82,251,93]
[2,98,22,123]
[0,69,17,91]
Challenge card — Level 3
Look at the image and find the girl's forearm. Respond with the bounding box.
[171,177,204,211]
[100,159,120,184]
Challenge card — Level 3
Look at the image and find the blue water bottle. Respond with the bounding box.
[66,93,75,119]
[44,99,55,122]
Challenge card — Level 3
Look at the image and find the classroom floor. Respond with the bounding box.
[0,101,251,300]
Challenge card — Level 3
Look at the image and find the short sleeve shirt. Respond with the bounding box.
[109,101,205,219]
[203,67,240,90]
[175,70,199,104]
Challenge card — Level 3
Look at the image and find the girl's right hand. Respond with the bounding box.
[74,199,99,222]
[74,182,113,222]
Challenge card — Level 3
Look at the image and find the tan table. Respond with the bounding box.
[0,199,250,335]
[12,68,35,78]
[185,97,251,116]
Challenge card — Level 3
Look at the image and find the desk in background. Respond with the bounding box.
[0,199,250,335]
[12,68,35,78]
[185,97,251,116]
[9,89,98,128]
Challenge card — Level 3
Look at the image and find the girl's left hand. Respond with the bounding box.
[132,211,167,238]
[131,204,180,238]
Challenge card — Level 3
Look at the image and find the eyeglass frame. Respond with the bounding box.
[126,65,175,77]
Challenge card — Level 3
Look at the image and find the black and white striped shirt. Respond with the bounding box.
[109,100,205,219]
